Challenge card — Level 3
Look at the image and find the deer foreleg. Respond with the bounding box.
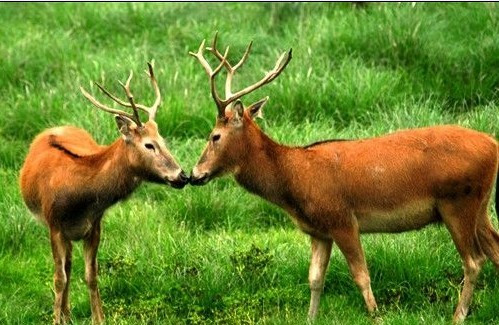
[50,229,71,325]
[307,237,333,320]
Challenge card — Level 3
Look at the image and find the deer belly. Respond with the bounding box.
[356,200,439,233]
[61,214,95,240]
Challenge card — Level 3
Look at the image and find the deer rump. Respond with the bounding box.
[47,126,104,158]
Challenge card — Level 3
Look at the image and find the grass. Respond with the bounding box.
[0,2,498,324]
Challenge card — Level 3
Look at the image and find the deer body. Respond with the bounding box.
[198,111,499,323]
[233,123,497,237]
[20,62,188,324]
[189,34,499,322]
[21,126,142,240]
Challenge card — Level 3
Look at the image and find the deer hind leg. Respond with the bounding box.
[307,237,333,320]
[84,222,104,324]
[439,201,486,323]
[331,224,377,314]
[50,229,71,325]
[476,214,499,270]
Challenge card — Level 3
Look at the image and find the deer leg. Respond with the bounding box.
[61,241,73,322]
[453,254,485,323]
[476,213,499,270]
[307,236,333,320]
[83,222,104,324]
[331,225,377,314]
[439,201,486,323]
[50,229,71,325]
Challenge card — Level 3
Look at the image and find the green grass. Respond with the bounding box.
[0,3,498,324]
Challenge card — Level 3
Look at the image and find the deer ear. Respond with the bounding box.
[246,96,269,120]
[233,100,244,118]
[115,115,137,140]
[232,100,244,122]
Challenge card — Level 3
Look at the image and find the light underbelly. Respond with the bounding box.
[356,200,439,233]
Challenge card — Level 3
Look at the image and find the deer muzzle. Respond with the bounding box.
[168,170,190,189]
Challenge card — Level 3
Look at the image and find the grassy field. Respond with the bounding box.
[1,3,498,324]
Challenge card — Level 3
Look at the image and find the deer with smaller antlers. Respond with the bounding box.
[19,62,188,324]
[189,33,499,322]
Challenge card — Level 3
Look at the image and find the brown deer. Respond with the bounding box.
[19,62,189,324]
[189,34,499,322]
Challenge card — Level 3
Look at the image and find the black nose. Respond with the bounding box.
[169,170,189,189]
[189,171,209,186]
[179,170,190,183]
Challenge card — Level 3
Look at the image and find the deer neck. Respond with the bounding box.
[84,138,142,203]
[234,124,292,206]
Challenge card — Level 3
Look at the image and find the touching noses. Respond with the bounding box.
[169,169,190,189]
[189,167,209,186]
[179,170,190,183]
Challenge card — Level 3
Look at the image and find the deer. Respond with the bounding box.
[188,33,499,323]
[19,62,189,324]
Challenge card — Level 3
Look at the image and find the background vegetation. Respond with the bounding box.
[0,3,498,324]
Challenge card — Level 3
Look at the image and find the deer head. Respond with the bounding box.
[189,33,292,185]
[80,62,189,188]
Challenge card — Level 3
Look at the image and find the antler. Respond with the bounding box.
[206,31,253,99]
[189,38,230,118]
[190,32,292,118]
[80,61,162,126]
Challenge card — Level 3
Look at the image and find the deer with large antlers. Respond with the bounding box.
[19,62,188,324]
[189,33,499,322]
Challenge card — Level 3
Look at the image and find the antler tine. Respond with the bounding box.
[118,70,143,127]
[212,46,230,76]
[269,49,293,81]
[95,62,161,120]
[144,61,161,121]
[189,39,214,77]
[224,48,292,105]
[232,41,253,70]
[207,36,253,99]
[225,41,252,98]
[206,32,234,98]
[210,46,230,117]
[190,36,230,117]
[93,82,148,114]
[80,86,136,120]
[206,31,233,71]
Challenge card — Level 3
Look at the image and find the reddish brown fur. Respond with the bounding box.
[20,121,187,324]
[21,126,142,232]
[189,34,498,322]
[191,110,499,322]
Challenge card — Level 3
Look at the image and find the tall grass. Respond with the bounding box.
[0,3,497,324]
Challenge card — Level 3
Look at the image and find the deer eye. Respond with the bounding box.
[212,134,221,142]
[144,143,155,151]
